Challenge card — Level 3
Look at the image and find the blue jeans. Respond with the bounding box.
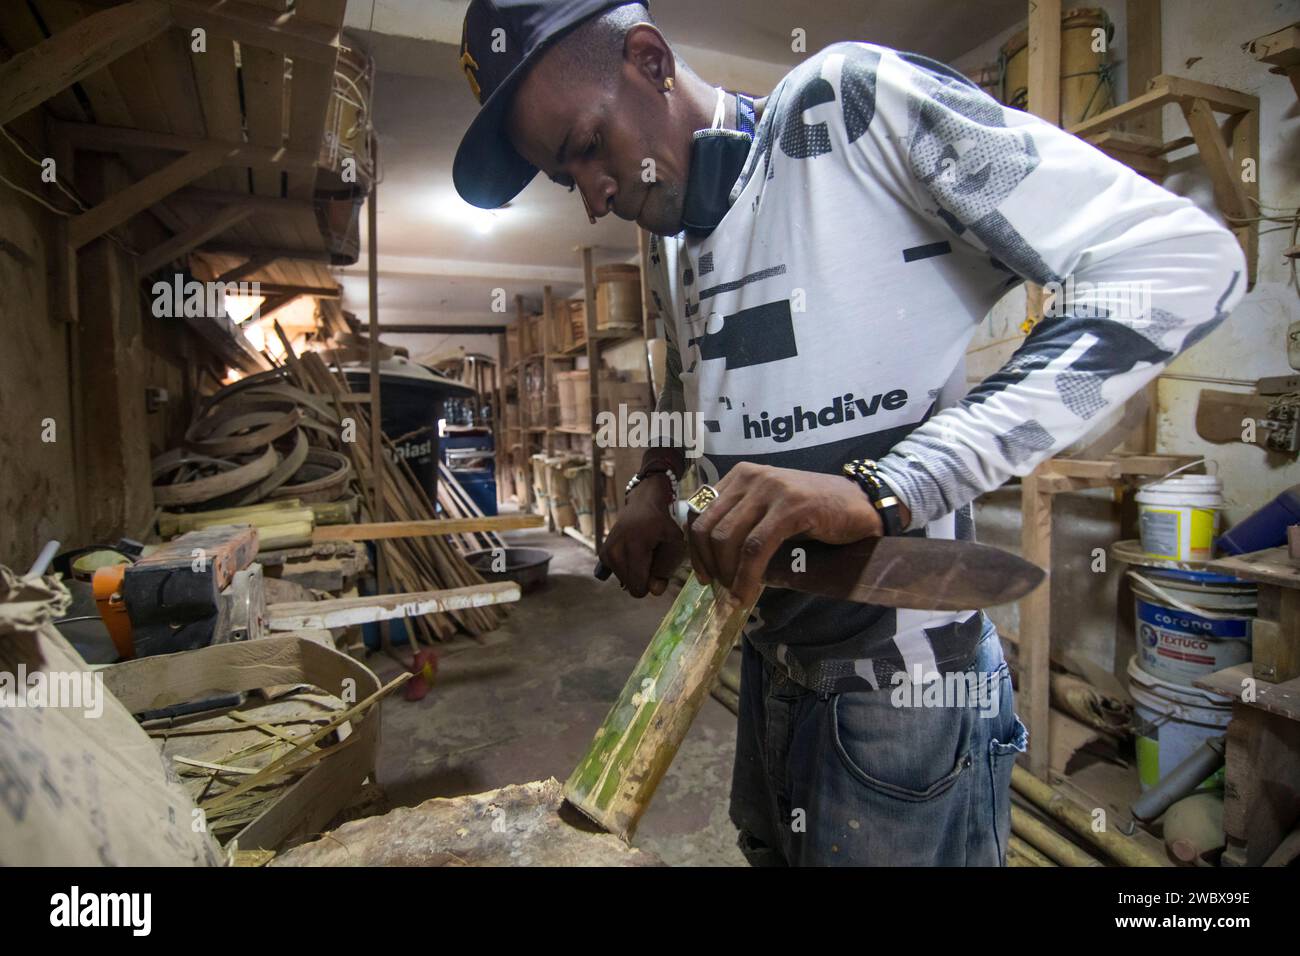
[730,615,1028,866]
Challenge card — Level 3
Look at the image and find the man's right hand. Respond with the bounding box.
[599,474,685,598]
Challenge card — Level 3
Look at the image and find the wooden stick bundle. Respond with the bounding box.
[277,348,507,642]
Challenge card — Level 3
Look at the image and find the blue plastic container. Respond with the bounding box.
[1216,484,1300,555]
[453,468,498,516]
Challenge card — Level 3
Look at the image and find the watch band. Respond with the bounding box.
[842,459,904,536]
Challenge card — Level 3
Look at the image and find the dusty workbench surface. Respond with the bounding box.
[272,778,665,866]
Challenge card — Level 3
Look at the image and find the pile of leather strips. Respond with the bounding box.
[151,370,353,509]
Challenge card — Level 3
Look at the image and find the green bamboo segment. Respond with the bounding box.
[563,573,756,842]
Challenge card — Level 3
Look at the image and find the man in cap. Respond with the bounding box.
[453,0,1243,865]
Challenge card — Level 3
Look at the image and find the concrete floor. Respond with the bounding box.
[366,526,747,867]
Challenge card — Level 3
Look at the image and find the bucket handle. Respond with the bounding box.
[1141,457,1214,489]
[1129,571,1244,621]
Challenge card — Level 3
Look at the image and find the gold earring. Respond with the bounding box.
[663,76,674,92]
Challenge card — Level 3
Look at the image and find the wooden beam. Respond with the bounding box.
[1027,0,1062,126]
[216,255,274,284]
[175,187,317,215]
[169,0,341,66]
[1124,0,1162,139]
[1180,98,1251,221]
[374,324,508,335]
[69,145,235,249]
[313,514,544,543]
[1019,468,1054,780]
[52,120,319,170]
[259,293,302,321]
[581,246,603,549]
[0,0,172,125]
[201,243,333,263]
[1159,74,1260,115]
[138,205,255,274]
[251,282,340,299]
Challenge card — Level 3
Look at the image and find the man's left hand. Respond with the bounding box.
[686,462,911,605]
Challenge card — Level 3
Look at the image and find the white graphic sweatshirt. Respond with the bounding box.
[648,43,1245,693]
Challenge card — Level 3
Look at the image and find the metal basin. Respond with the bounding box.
[465,547,552,593]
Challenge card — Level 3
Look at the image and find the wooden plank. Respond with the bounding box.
[52,119,318,169]
[1196,663,1300,723]
[69,144,233,247]
[1025,0,1059,337]
[0,0,171,124]
[1123,0,1161,139]
[240,45,286,198]
[1158,74,1260,116]
[267,582,521,630]
[1067,83,1175,139]
[34,0,134,125]
[138,203,254,273]
[1180,98,1251,221]
[189,32,249,195]
[283,0,344,198]
[1026,0,1061,126]
[1231,103,1259,289]
[1019,469,1053,780]
[201,242,334,262]
[169,0,341,66]
[0,2,89,121]
[312,514,544,543]
[1244,22,1300,67]
[1210,547,1300,588]
[582,246,603,549]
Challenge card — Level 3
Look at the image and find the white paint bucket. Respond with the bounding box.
[1136,475,1223,562]
[1129,569,1254,686]
[1127,656,1231,791]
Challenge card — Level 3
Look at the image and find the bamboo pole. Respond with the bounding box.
[1011,765,1169,867]
[564,574,756,842]
[1011,805,1105,867]
[1007,834,1057,867]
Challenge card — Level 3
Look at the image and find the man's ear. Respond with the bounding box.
[624,23,674,90]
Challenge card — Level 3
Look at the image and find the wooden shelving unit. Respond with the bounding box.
[1016,453,1200,780]
[1069,74,1261,287]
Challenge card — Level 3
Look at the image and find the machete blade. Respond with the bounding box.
[763,537,1044,610]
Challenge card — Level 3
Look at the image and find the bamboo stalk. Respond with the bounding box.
[564,574,756,841]
[1011,765,1169,867]
[1011,805,1105,867]
[202,673,410,813]
[1007,834,1057,867]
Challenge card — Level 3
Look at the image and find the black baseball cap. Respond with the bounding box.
[453,0,641,209]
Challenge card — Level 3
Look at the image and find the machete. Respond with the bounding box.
[595,535,1043,610]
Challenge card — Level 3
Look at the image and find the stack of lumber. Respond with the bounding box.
[436,462,504,554]
[278,348,505,642]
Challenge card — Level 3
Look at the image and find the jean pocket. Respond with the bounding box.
[829,691,975,802]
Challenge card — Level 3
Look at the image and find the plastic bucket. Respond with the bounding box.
[1127,657,1230,791]
[1129,568,1253,686]
[1136,475,1223,561]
